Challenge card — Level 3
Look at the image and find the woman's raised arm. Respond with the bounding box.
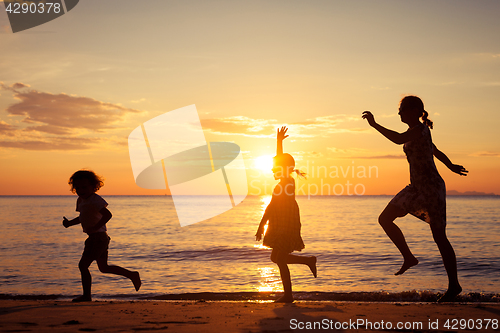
[362,111,422,145]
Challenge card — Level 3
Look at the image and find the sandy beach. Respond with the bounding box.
[1,299,499,332]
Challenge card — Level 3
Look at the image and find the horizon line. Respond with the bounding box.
[0,193,498,197]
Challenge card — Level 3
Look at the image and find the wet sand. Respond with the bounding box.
[1,299,499,332]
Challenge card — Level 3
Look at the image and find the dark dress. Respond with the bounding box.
[390,123,446,228]
[263,177,305,253]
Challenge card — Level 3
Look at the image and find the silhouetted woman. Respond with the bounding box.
[362,95,467,302]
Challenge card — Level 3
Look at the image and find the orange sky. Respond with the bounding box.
[0,1,499,195]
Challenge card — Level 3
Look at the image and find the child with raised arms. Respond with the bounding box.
[255,126,317,303]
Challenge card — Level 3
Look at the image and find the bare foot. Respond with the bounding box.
[72,295,92,302]
[395,257,419,275]
[437,285,462,303]
[132,271,141,291]
[275,295,294,303]
[308,256,317,278]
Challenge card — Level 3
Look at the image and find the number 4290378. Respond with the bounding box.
[5,2,62,14]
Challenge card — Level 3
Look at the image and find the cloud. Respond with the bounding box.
[2,82,141,132]
[470,151,500,157]
[0,82,143,150]
[0,121,17,136]
[201,116,277,138]
[327,147,349,154]
[476,52,500,59]
[0,137,99,151]
[294,151,325,160]
[22,124,72,135]
[478,82,500,87]
[327,147,405,159]
[11,82,30,90]
[201,114,368,138]
[130,98,147,104]
[354,155,405,159]
[290,115,367,135]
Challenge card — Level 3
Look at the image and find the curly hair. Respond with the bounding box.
[400,95,433,129]
[68,170,104,193]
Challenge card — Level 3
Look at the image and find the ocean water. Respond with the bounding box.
[0,195,498,299]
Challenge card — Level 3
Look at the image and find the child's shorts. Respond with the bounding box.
[82,232,110,261]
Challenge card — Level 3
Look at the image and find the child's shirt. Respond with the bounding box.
[76,193,108,234]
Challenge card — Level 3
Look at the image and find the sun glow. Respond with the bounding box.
[254,155,273,172]
[253,195,273,250]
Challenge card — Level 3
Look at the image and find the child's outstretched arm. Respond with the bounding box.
[62,216,80,228]
[433,144,468,176]
[85,207,112,233]
[276,126,288,155]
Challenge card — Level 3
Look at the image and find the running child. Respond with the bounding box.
[255,126,317,303]
[63,170,141,302]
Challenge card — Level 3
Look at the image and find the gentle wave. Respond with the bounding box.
[1,195,499,297]
[1,291,499,303]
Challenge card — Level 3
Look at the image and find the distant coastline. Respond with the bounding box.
[446,190,499,196]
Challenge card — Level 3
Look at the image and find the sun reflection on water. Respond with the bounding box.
[253,243,268,250]
[253,195,272,250]
[257,266,281,293]
[261,195,272,210]
[261,195,271,234]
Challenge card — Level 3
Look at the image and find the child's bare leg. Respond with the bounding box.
[271,249,293,303]
[379,204,418,275]
[96,254,141,291]
[431,224,462,302]
[74,256,93,302]
[285,254,317,278]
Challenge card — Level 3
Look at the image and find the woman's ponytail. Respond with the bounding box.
[421,110,433,129]
[294,169,307,179]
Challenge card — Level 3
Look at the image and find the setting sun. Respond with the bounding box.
[254,155,274,172]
